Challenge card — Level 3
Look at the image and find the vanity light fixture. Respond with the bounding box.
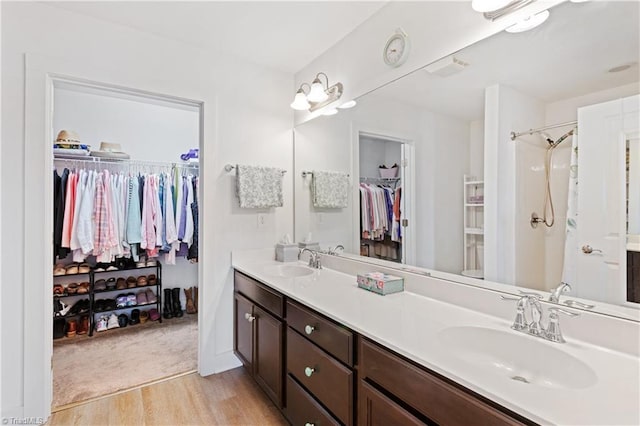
[473,0,535,21]
[290,72,344,113]
[505,9,550,33]
[322,108,338,116]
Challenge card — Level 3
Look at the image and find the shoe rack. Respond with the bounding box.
[53,262,163,339]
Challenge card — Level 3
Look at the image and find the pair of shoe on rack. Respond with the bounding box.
[163,288,185,319]
[184,286,198,315]
[54,299,90,317]
[53,315,89,339]
[135,256,158,269]
[95,313,121,332]
[53,262,91,276]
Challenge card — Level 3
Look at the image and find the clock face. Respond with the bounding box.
[384,33,409,67]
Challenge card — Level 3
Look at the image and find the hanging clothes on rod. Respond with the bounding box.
[359,182,401,241]
[53,158,199,266]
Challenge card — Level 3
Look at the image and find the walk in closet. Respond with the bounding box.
[358,134,406,263]
[50,81,201,409]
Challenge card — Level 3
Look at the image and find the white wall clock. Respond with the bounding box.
[383,28,410,68]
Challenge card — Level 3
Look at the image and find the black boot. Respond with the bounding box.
[163,288,173,319]
[172,288,184,317]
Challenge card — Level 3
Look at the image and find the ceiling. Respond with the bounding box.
[370,1,639,121]
[47,1,387,74]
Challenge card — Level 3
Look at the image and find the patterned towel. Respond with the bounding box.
[236,165,284,208]
[312,170,349,208]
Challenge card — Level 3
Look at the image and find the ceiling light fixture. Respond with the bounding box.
[505,9,550,33]
[290,72,344,114]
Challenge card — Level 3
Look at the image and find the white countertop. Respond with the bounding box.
[233,252,640,425]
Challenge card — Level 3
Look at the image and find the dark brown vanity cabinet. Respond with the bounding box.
[358,338,530,426]
[233,269,533,426]
[233,271,284,408]
[285,300,355,426]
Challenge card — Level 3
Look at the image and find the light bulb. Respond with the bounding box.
[505,10,550,33]
[307,79,329,103]
[338,100,357,109]
[471,0,512,13]
[290,90,310,111]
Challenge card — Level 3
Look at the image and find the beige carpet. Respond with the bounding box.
[52,315,197,409]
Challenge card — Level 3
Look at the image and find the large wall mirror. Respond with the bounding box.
[294,1,640,320]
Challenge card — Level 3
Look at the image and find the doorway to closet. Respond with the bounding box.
[50,79,201,410]
[357,132,413,265]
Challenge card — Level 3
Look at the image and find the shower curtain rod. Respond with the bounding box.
[510,120,577,141]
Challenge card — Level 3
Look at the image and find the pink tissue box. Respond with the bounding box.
[357,272,404,295]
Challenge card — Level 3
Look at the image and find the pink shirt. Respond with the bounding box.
[61,171,77,248]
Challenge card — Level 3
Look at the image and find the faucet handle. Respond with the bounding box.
[548,307,579,317]
[500,295,528,331]
[546,308,579,343]
[517,290,543,299]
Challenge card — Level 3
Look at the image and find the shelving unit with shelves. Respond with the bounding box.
[463,175,484,279]
[53,262,162,339]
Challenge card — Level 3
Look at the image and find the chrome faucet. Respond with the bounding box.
[549,282,571,303]
[327,244,345,255]
[299,248,322,269]
[501,293,579,343]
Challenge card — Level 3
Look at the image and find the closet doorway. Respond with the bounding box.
[356,131,415,265]
[50,78,202,410]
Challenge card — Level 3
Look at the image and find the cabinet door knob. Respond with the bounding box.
[305,423,315,426]
[304,367,315,377]
[304,325,315,335]
[244,313,255,322]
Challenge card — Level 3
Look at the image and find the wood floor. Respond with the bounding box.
[47,368,288,426]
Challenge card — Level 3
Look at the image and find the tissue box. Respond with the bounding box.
[276,243,299,262]
[298,241,320,251]
[357,272,404,295]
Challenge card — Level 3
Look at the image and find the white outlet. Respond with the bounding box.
[257,213,266,228]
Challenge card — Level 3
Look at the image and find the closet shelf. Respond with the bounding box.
[93,302,158,314]
[464,228,484,235]
[92,264,159,275]
[464,203,484,207]
[53,157,200,171]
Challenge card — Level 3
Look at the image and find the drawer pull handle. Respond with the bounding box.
[305,423,315,426]
[304,325,315,335]
[304,367,315,377]
[244,313,255,322]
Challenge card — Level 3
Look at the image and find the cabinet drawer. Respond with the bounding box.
[286,374,340,426]
[234,270,284,318]
[287,328,354,425]
[359,339,527,426]
[287,300,353,366]
[358,380,426,426]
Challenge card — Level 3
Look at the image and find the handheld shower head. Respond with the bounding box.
[539,131,554,146]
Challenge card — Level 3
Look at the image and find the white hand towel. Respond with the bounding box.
[236,164,284,208]
[312,170,349,208]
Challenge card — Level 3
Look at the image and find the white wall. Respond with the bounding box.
[293,0,561,124]
[53,86,200,305]
[1,2,293,420]
[484,84,546,288]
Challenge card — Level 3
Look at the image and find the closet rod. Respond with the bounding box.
[53,157,200,169]
[224,164,286,175]
[510,120,577,141]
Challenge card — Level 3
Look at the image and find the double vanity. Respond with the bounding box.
[233,249,640,425]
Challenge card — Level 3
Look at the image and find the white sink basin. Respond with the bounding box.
[264,264,314,278]
[438,326,597,390]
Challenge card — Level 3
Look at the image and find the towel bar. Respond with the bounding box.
[225,164,286,174]
[302,170,350,178]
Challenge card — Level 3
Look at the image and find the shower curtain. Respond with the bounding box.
[561,132,579,285]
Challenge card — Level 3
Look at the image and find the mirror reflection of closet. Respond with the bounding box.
[358,133,405,263]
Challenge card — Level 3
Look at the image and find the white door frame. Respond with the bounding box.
[24,53,210,420]
[351,123,416,265]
